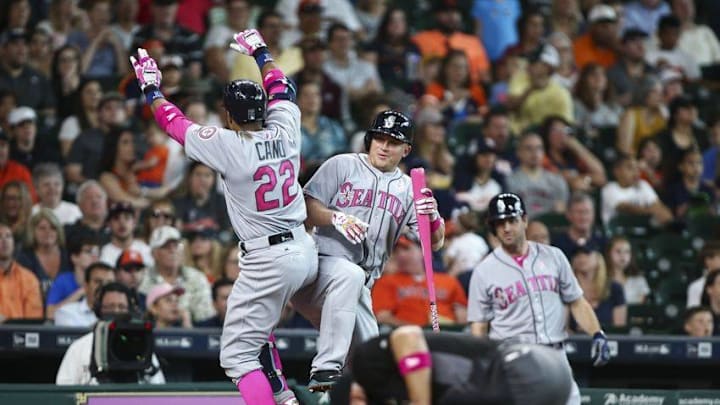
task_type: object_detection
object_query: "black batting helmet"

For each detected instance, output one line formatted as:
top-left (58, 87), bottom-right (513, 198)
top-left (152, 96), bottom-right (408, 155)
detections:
top-left (223, 79), bottom-right (267, 124)
top-left (487, 193), bottom-right (526, 231)
top-left (364, 110), bottom-right (413, 150)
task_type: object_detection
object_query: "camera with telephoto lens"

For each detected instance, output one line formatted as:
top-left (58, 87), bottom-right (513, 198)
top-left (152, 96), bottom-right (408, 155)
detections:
top-left (90, 314), bottom-right (157, 383)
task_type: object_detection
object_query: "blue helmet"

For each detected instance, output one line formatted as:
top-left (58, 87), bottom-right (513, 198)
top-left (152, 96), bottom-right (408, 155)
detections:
top-left (223, 79), bottom-right (267, 124)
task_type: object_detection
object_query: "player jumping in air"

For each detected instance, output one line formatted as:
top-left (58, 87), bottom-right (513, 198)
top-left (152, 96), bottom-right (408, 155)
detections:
top-left (289, 110), bottom-right (445, 391)
top-left (130, 29), bottom-right (316, 405)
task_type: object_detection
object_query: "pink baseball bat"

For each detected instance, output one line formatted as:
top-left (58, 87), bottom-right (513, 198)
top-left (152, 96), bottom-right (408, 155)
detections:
top-left (410, 168), bottom-right (440, 332)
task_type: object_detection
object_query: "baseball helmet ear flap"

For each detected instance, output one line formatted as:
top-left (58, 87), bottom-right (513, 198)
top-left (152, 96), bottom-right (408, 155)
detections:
top-left (486, 193), bottom-right (527, 235)
top-left (364, 110), bottom-right (414, 151)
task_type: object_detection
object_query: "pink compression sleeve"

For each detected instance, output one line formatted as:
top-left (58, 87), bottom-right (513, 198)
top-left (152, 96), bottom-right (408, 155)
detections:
top-left (154, 101), bottom-right (193, 146)
top-left (263, 69), bottom-right (290, 108)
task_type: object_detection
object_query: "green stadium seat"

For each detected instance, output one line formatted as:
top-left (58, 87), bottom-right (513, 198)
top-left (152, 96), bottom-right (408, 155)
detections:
top-left (645, 233), bottom-right (697, 271)
top-left (686, 214), bottom-right (720, 245)
top-left (447, 121), bottom-right (483, 157)
top-left (536, 212), bottom-right (570, 234)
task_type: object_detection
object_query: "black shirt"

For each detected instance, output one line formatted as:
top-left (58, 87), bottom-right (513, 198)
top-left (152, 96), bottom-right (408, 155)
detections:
top-left (132, 25), bottom-right (203, 64)
top-left (0, 65), bottom-right (55, 111)
top-left (64, 219), bottom-right (112, 246)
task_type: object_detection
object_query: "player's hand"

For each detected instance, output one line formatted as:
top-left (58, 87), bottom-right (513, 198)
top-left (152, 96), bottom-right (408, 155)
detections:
top-left (129, 48), bottom-right (161, 91)
top-left (415, 187), bottom-right (439, 221)
top-left (230, 29), bottom-right (268, 56)
top-left (591, 331), bottom-right (610, 367)
top-left (331, 212), bottom-right (369, 245)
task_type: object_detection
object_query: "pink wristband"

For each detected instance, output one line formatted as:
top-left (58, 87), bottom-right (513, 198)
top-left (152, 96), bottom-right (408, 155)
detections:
top-left (430, 217), bottom-right (444, 233)
top-left (397, 351), bottom-right (432, 376)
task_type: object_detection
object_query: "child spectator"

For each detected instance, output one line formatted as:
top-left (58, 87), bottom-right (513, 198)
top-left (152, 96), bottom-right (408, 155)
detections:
top-left (605, 236), bottom-right (650, 305)
top-left (600, 155), bottom-right (673, 226)
top-left (636, 137), bottom-right (664, 190)
top-left (134, 123), bottom-right (169, 189)
top-left (443, 207), bottom-right (489, 277)
top-left (683, 306), bottom-right (714, 337)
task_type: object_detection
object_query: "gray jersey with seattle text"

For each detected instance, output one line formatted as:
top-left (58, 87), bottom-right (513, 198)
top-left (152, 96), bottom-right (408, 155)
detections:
top-left (467, 242), bottom-right (583, 344)
top-left (304, 153), bottom-right (418, 282)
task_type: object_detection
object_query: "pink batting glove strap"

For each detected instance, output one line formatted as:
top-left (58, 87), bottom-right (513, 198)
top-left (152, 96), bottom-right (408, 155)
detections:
top-left (154, 102), bottom-right (191, 146)
top-left (430, 216), bottom-right (444, 233)
top-left (397, 351), bottom-right (432, 376)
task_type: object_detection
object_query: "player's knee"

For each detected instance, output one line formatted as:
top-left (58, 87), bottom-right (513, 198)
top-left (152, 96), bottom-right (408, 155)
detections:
top-left (390, 325), bottom-right (425, 353)
top-left (336, 265), bottom-right (366, 289)
top-left (393, 325), bottom-right (423, 341)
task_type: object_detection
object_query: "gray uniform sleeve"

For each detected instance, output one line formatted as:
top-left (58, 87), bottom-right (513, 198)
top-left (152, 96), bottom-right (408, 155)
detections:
top-left (467, 264), bottom-right (494, 322)
top-left (554, 248), bottom-right (583, 303)
top-left (265, 101), bottom-right (301, 145)
top-left (184, 124), bottom-right (231, 175)
top-left (304, 155), bottom-right (344, 205)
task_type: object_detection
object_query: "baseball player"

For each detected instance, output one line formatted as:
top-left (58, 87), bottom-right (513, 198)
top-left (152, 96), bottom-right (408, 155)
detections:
top-left (130, 29), bottom-right (317, 405)
top-left (330, 325), bottom-right (572, 405)
top-left (288, 110), bottom-right (445, 391)
top-left (467, 192), bottom-right (610, 405)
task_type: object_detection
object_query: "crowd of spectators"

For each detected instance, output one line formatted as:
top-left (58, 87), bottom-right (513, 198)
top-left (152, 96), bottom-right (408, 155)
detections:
top-left (1, 0), bottom-right (720, 344)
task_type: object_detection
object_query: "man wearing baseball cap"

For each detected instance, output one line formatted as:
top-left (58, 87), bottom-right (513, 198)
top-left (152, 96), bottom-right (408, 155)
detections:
top-left (573, 4), bottom-right (620, 69)
top-left (99, 202), bottom-right (154, 269)
top-left (607, 28), bottom-right (656, 106)
top-left (507, 44), bottom-right (573, 133)
top-left (138, 225), bottom-right (215, 323)
top-left (9, 106), bottom-right (60, 169)
top-left (0, 29), bottom-right (56, 115)
top-left (115, 249), bottom-right (148, 311)
top-left (0, 127), bottom-right (36, 200)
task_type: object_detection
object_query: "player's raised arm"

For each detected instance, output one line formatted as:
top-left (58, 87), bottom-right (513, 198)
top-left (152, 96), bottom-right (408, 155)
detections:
top-left (229, 29), bottom-right (296, 109)
top-left (130, 48), bottom-right (194, 147)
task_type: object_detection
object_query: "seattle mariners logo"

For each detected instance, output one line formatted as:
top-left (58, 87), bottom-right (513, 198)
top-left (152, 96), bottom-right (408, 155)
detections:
top-left (383, 114), bottom-right (396, 129)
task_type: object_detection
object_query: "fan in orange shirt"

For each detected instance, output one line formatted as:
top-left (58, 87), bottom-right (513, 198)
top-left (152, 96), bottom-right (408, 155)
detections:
top-left (412, 0), bottom-right (490, 84)
top-left (372, 235), bottom-right (467, 327)
top-left (573, 5), bottom-right (620, 69)
top-left (135, 123), bottom-right (169, 188)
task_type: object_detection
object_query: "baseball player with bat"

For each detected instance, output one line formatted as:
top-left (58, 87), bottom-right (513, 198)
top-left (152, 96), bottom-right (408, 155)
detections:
top-left (130, 29), bottom-right (317, 405)
top-left (289, 110), bottom-right (445, 391)
top-left (467, 192), bottom-right (610, 405)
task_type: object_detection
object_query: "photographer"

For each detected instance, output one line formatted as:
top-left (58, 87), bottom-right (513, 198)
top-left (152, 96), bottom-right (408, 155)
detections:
top-left (56, 282), bottom-right (165, 385)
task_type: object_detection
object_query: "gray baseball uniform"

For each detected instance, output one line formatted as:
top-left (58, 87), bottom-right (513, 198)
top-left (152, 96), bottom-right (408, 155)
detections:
top-left (184, 99), bottom-right (318, 380)
top-left (292, 153), bottom-right (418, 374)
top-left (467, 241), bottom-right (583, 405)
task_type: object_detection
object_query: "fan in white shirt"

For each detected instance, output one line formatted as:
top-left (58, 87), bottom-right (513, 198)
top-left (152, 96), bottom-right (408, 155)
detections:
top-left (31, 163), bottom-right (82, 226)
top-left (54, 263), bottom-right (115, 327)
top-left (99, 202), bottom-right (154, 268)
top-left (600, 155), bottom-right (673, 226)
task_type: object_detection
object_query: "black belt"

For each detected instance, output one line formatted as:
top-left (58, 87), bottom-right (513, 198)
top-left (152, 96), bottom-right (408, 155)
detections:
top-left (240, 230), bottom-right (295, 254)
top-left (543, 342), bottom-right (565, 350)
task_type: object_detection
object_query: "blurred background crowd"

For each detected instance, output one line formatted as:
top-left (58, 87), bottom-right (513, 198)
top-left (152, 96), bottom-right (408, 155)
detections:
top-left (1, 0), bottom-right (720, 340)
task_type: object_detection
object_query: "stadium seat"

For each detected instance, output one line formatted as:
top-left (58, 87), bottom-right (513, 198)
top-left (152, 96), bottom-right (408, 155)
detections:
top-left (447, 121), bottom-right (483, 157)
top-left (535, 212), bottom-right (569, 235)
top-left (686, 214), bottom-right (720, 245)
top-left (645, 233), bottom-right (696, 268)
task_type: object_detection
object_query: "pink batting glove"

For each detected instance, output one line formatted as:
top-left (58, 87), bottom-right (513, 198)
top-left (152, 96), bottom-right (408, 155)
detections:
top-left (414, 187), bottom-right (439, 220)
top-left (129, 48), bottom-right (161, 91)
top-left (229, 29), bottom-right (268, 56)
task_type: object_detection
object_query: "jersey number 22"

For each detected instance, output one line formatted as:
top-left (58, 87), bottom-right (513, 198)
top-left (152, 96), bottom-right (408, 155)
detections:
top-left (254, 159), bottom-right (298, 211)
